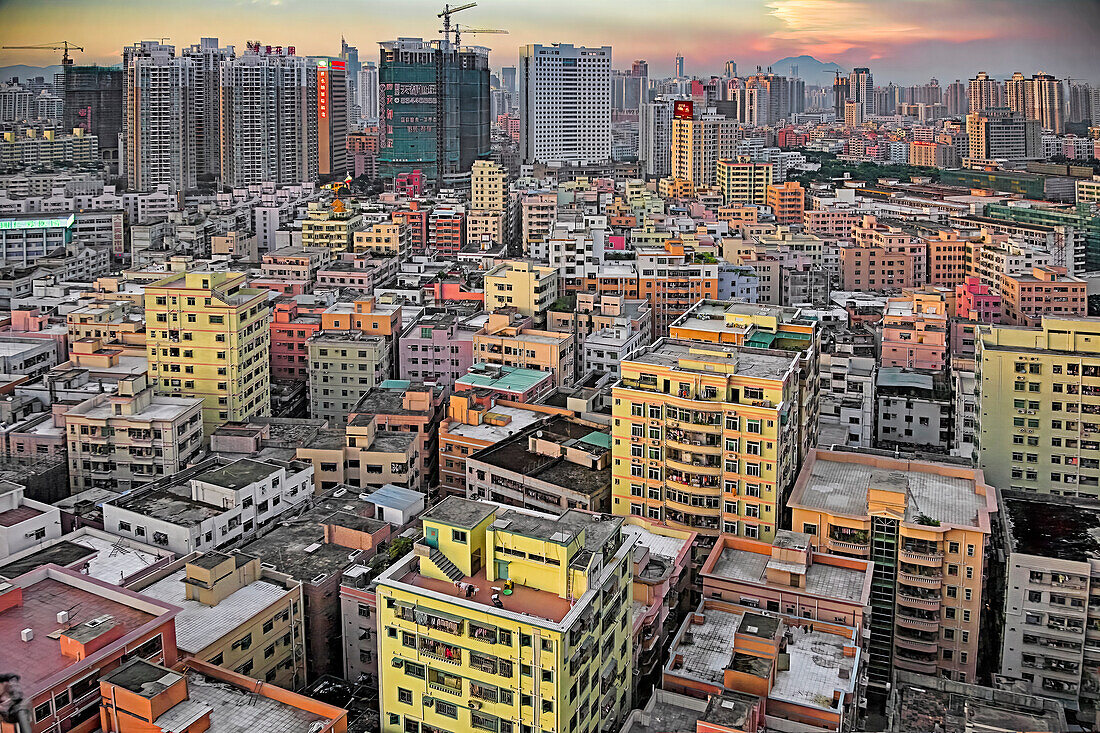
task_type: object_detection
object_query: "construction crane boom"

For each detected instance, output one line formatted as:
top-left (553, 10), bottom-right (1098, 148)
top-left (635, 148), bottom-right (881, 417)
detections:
top-left (1, 41), bottom-right (84, 66)
top-left (437, 2), bottom-right (477, 48)
top-left (451, 24), bottom-right (508, 46)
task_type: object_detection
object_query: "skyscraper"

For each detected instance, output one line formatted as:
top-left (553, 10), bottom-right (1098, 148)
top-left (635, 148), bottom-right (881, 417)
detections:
top-left (833, 76), bottom-right (850, 119)
top-left (519, 43), bottom-right (612, 165)
top-left (849, 67), bottom-right (874, 116)
top-left (314, 57), bottom-right (349, 176)
top-left (968, 71), bottom-right (1002, 112)
top-left (724, 60), bottom-right (737, 78)
top-left (965, 107), bottom-right (1041, 162)
top-left (674, 52), bottom-right (684, 78)
top-left (340, 37), bottom-right (361, 112)
top-left (1029, 72), bottom-right (1065, 133)
top-left (357, 61), bottom-right (379, 122)
top-left (182, 37), bottom-right (235, 177)
top-left (639, 96), bottom-right (675, 178)
top-left (945, 80), bottom-right (968, 116)
top-left (61, 65), bottom-right (123, 173)
top-left (670, 103), bottom-right (739, 185)
top-left (122, 41), bottom-right (197, 191)
top-left (1067, 81), bottom-right (1093, 124)
top-left (378, 37), bottom-right (490, 188)
top-left (218, 42), bottom-right (318, 187)
top-left (1005, 72), bottom-right (1030, 115)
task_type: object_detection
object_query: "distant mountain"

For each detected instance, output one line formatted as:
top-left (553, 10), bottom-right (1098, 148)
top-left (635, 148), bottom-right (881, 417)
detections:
top-left (769, 55), bottom-right (844, 79)
top-left (0, 64), bottom-right (65, 83)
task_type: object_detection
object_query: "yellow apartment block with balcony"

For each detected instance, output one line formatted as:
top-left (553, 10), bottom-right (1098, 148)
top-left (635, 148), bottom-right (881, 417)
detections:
top-left (716, 159), bottom-right (773, 206)
top-left (375, 497), bottom-right (634, 733)
top-left (611, 339), bottom-right (805, 543)
top-left (302, 200), bottom-right (364, 252)
top-left (788, 448), bottom-right (997, 690)
top-left (144, 271), bottom-right (271, 432)
top-left (353, 220), bottom-right (409, 259)
top-left (484, 261), bottom-right (560, 318)
top-left (977, 316), bottom-right (1100, 497)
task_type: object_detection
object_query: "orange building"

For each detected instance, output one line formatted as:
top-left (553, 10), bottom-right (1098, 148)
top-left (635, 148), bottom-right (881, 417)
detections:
top-left (999, 265), bottom-right (1087, 325)
top-left (765, 181), bottom-right (805, 225)
top-left (98, 658), bottom-right (347, 733)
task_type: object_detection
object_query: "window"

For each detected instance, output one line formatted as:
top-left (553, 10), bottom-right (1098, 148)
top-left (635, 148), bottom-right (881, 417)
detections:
top-left (398, 688), bottom-right (412, 705)
top-left (452, 530), bottom-right (467, 543)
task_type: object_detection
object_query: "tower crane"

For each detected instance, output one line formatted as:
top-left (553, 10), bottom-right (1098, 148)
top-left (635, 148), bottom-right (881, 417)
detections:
top-left (437, 2), bottom-right (477, 48)
top-left (1, 41), bottom-right (84, 66)
top-left (451, 24), bottom-right (508, 47)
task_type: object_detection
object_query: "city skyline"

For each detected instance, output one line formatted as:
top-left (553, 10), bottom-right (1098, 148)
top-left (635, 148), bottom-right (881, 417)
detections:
top-left (1, 0), bottom-right (1099, 83)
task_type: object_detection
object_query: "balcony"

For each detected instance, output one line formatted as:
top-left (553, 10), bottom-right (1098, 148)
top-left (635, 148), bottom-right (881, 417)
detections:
top-left (826, 538), bottom-right (870, 556)
top-left (895, 636), bottom-right (939, 655)
top-left (900, 549), bottom-right (944, 567)
top-left (899, 571), bottom-right (941, 588)
top-left (894, 649), bottom-right (938, 674)
top-left (897, 587), bottom-right (941, 611)
top-left (427, 680), bottom-right (462, 697)
top-left (666, 457), bottom-right (721, 476)
top-left (896, 615), bottom-right (939, 633)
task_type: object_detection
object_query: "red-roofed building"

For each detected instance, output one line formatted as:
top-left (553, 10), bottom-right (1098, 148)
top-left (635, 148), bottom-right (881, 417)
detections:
top-left (0, 565), bottom-right (180, 733)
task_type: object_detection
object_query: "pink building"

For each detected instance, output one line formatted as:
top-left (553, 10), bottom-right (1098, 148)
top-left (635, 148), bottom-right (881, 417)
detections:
top-left (270, 300), bottom-right (324, 381)
top-left (1000, 265), bottom-right (1087, 326)
top-left (955, 276), bottom-right (1002, 323)
top-left (1, 308), bottom-right (68, 362)
top-left (397, 310), bottom-right (478, 387)
top-left (394, 170), bottom-right (424, 197)
top-left (880, 293), bottom-right (948, 370)
top-left (840, 216), bottom-right (926, 292)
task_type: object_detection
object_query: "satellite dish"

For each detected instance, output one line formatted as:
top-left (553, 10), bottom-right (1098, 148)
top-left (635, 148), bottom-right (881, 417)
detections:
top-left (536, 430), bottom-right (543, 438)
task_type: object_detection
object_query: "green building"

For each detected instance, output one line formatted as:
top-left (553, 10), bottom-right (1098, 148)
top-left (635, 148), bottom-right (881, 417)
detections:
top-left (378, 38), bottom-right (490, 189)
top-left (983, 201), bottom-right (1100, 273)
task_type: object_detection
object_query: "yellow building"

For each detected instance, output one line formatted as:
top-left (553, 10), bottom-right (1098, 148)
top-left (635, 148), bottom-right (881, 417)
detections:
top-left (144, 270), bottom-right (271, 431)
top-left (375, 497), bottom-right (634, 733)
top-left (976, 316), bottom-right (1100, 496)
top-left (788, 448), bottom-right (997, 689)
top-left (472, 159), bottom-right (507, 213)
top-left (353, 220), bottom-right (409, 259)
top-left (483, 260), bottom-right (560, 318)
top-left (612, 338), bottom-right (808, 542)
top-left (671, 112), bottom-right (738, 186)
top-left (133, 550), bottom-right (307, 689)
top-left (467, 210), bottom-right (505, 246)
top-left (302, 200), bottom-right (364, 252)
top-left (716, 158), bottom-right (773, 205)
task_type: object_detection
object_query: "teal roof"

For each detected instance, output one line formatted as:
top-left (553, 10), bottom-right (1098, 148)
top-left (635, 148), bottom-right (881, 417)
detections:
top-left (457, 364), bottom-right (549, 393)
top-left (380, 379), bottom-right (411, 389)
top-left (745, 331), bottom-right (777, 348)
top-left (579, 432), bottom-right (612, 450)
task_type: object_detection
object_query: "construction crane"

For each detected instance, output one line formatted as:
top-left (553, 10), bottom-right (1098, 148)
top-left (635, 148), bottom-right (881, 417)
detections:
top-left (2, 40), bottom-right (84, 66)
top-left (451, 24), bottom-right (508, 47)
top-left (437, 2), bottom-right (477, 48)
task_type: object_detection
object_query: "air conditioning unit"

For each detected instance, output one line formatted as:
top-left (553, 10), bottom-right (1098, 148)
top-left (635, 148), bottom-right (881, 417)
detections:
top-left (468, 700), bottom-right (481, 709)
top-left (391, 658), bottom-right (404, 668)
top-left (424, 697), bottom-right (434, 707)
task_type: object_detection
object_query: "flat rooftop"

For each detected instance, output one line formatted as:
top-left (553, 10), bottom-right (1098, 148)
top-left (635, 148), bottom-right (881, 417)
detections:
top-left (109, 488), bottom-right (224, 527)
top-left (444, 404), bottom-right (545, 442)
top-left (0, 577), bottom-right (157, 690)
top-left (629, 339), bottom-right (796, 380)
top-left (401, 563), bottom-right (573, 624)
top-left (422, 495), bottom-right (495, 529)
top-left (193, 458), bottom-right (283, 491)
top-left (622, 522), bottom-right (688, 562)
top-left (138, 569), bottom-right (290, 654)
top-left (457, 364), bottom-right (551, 393)
top-left (709, 546), bottom-right (868, 604)
top-left (0, 504), bottom-right (43, 527)
top-left (1006, 498), bottom-right (1100, 561)
top-left (671, 604), bottom-right (855, 712)
top-left (794, 453), bottom-right (986, 528)
top-left (0, 534), bottom-right (168, 585)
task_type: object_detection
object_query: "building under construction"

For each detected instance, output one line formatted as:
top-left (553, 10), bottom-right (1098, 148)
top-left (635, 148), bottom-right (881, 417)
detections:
top-left (377, 37), bottom-right (490, 190)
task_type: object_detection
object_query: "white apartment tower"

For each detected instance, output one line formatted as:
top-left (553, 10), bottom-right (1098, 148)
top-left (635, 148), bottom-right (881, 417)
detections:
top-left (218, 43), bottom-right (319, 187)
top-left (519, 43), bottom-right (612, 164)
top-left (123, 42), bottom-right (197, 191)
top-left (182, 38), bottom-right (235, 176)
top-left (357, 62), bottom-right (379, 122)
top-left (849, 67), bottom-right (874, 117)
top-left (968, 71), bottom-right (1002, 113)
top-left (639, 97), bottom-right (676, 178)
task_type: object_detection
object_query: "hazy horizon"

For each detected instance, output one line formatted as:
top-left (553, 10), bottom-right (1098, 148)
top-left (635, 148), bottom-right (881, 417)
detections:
top-left (1, 0), bottom-right (1098, 85)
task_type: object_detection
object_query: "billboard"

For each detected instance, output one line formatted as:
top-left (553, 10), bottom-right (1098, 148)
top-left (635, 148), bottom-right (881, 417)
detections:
top-left (673, 100), bottom-right (694, 120)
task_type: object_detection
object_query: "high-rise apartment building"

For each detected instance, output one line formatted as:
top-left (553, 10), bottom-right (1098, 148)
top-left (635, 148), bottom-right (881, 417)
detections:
top-left (1029, 72), bottom-right (1065, 134)
top-left (144, 271), bottom-right (271, 431)
top-left (378, 37), bottom-right (490, 188)
top-left (674, 52), bottom-right (685, 78)
top-left (519, 44), bottom-right (612, 164)
top-left (670, 104), bottom-right (739, 186)
top-left (340, 37), bottom-right (361, 111)
top-left (182, 37), bottom-right (235, 177)
top-left (716, 159), bottom-right (773, 206)
top-left (358, 61), bottom-right (380, 121)
top-left (945, 80), bottom-right (968, 116)
top-left (1005, 71), bottom-right (1030, 116)
top-left (471, 159), bottom-right (507, 212)
top-left (375, 497), bottom-right (634, 733)
top-left (977, 317), bottom-right (1100, 497)
top-left (849, 67), bottom-right (874, 116)
top-left (833, 76), bottom-right (850, 119)
top-left (789, 449), bottom-right (997, 688)
top-left (219, 42), bottom-right (318, 187)
top-left (61, 65), bottom-right (123, 172)
top-left (639, 97), bottom-right (676, 178)
top-left (611, 338), bottom-right (812, 542)
top-left (123, 41), bottom-right (197, 191)
top-left (968, 71), bottom-right (1002, 112)
top-left (965, 107), bottom-right (1041, 162)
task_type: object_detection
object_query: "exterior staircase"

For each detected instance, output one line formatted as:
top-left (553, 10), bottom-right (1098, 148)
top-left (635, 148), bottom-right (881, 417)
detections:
top-left (430, 548), bottom-right (465, 582)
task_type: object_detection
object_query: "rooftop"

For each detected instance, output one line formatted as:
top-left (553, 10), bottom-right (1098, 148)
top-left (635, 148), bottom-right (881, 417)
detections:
top-left (108, 487), bottom-right (224, 527)
top-left (443, 403), bottom-right (545, 442)
top-left (793, 451), bottom-right (989, 528)
top-left (892, 670), bottom-right (1066, 733)
top-left (363, 484), bottom-right (424, 512)
top-left (1006, 498), bottom-right (1100, 561)
top-left (709, 545), bottom-right (869, 604)
top-left (138, 569), bottom-right (291, 654)
top-left (401, 562), bottom-right (574, 624)
top-left (0, 574), bottom-right (163, 691)
top-left (193, 459), bottom-right (284, 491)
top-left (0, 504), bottom-right (43, 527)
top-left (628, 339), bottom-right (797, 381)
top-left (670, 603), bottom-right (856, 712)
top-left (0, 533), bottom-right (168, 585)
top-left (456, 363), bottom-right (552, 394)
top-left (422, 495), bottom-right (495, 529)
